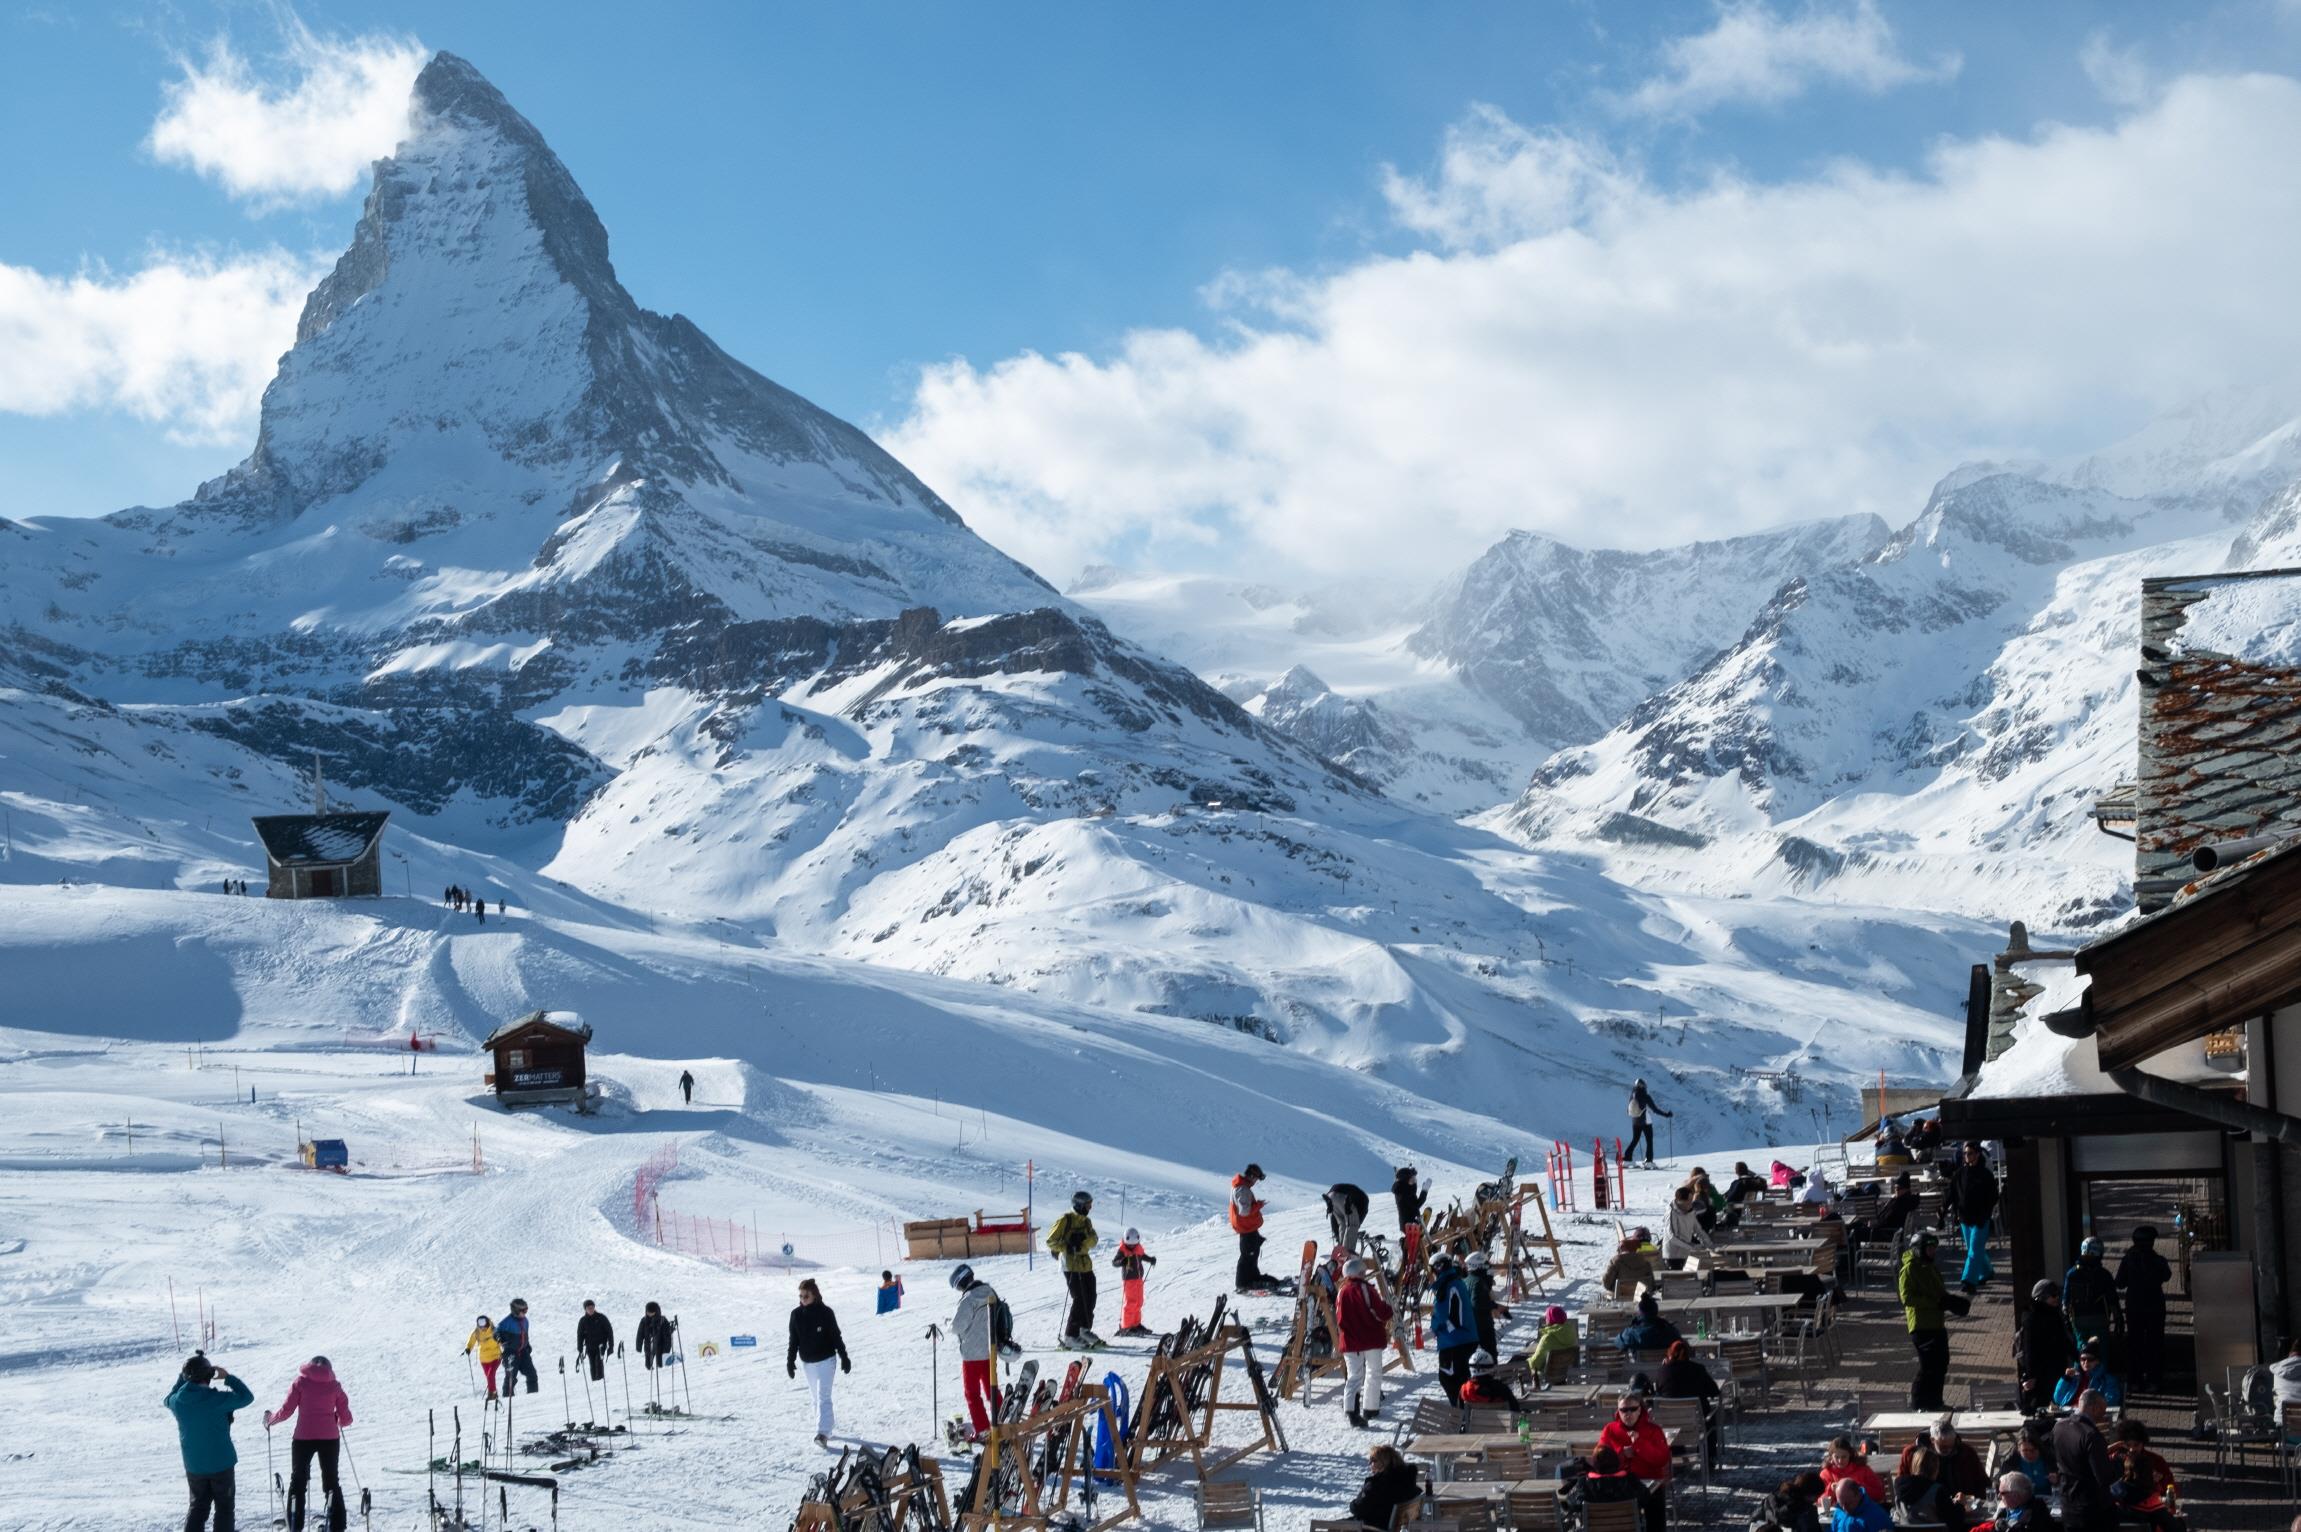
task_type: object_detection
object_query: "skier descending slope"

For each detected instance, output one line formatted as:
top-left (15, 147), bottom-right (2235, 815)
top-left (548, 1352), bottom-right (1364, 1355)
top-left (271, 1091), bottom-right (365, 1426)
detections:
top-left (1048, 1192), bottom-right (1104, 1348)
top-left (1626, 1079), bottom-right (1671, 1168)
top-left (1110, 1229), bottom-right (1159, 1337)
top-left (787, 1279), bottom-right (851, 1446)
top-left (264, 1356), bottom-right (354, 1532)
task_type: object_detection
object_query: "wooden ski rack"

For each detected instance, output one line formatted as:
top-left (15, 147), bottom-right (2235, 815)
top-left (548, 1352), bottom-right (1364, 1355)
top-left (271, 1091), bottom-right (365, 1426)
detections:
top-left (1128, 1323), bottom-right (1284, 1482)
top-left (958, 1384), bottom-right (1139, 1532)
top-left (1276, 1274), bottom-right (1414, 1403)
top-left (1505, 1184), bottom-right (1567, 1299)
top-left (792, 1452), bottom-right (952, 1532)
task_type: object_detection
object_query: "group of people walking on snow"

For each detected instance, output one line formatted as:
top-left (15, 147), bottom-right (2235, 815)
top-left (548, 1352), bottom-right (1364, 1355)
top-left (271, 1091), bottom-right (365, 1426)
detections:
top-left (441, 884), bottom-right (492, 919)
top-left (165, 1351), bottom-right (352, 1532)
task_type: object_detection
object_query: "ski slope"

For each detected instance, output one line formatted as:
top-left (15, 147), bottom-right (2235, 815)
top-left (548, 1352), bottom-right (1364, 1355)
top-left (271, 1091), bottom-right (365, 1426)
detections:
top-left (0, 881), bottom-right (1838, 1529)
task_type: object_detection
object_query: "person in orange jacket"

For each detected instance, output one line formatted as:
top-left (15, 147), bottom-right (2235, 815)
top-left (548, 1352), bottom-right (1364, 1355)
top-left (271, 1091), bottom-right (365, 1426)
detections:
top-left (1111, 1228), bottom-right (1158, 1337)
top-left (1230, 1164), bottom-right (1274, 1291)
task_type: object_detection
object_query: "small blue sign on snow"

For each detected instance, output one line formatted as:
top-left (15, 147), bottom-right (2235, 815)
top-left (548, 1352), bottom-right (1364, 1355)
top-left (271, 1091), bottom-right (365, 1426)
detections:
top-left (729, 1334), bottom-right (757, 1348)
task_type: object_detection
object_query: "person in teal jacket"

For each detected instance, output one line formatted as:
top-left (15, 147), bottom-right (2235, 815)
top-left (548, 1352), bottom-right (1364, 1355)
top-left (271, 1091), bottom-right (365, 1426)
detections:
top-left (2051, 1339), bottom-right (2126, 1409)
top-left (166, 1352), bottom-right (254, 1531)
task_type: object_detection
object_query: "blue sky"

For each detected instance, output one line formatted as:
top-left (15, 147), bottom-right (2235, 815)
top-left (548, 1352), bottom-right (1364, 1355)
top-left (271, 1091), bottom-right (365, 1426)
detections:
top-left (10, 2), bottom-right (2301, 580)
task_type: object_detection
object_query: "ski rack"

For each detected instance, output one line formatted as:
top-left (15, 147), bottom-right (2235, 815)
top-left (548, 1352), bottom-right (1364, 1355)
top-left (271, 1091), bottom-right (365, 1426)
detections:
top-left (956, 1385), bottom-right (1137, 1532)
top-left (1504, 1183), bottom-right (1568, 1300)
top-left (795, 1452), bottom-right (954, 1532)
top-left (1127, 1324), bottom-right (1283, 1483)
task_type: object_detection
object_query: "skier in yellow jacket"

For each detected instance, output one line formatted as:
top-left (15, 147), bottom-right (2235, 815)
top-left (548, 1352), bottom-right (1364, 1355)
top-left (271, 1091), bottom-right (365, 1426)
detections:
top-left (463, 1316), bottom-right (503, 1400)
top-left (1047, 1190), bottom-right (1103, 1348)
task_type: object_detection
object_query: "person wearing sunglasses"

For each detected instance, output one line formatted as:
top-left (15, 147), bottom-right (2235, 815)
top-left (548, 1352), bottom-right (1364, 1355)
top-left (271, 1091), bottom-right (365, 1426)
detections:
top-left (1596, 1390), bottom-right (1672, 1531)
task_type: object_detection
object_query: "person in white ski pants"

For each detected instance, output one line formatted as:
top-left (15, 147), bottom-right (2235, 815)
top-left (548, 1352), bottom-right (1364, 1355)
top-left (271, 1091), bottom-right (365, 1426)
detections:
top-left (787, 1279), bottom-right (850, 1443)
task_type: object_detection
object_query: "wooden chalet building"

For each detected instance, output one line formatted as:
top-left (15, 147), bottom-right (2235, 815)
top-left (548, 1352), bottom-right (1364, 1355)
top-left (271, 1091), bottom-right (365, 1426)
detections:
top-left (1946, 566), bottom-right (2301, 1383)
top-left (483, 1011), bottom-right (593, 1109)
top-left (251, 811), bottom-right (390, 899)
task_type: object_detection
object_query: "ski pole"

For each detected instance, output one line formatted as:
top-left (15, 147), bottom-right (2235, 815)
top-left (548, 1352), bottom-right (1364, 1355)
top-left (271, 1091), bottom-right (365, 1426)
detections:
top-left (466, 1347), bottom-right (478, 1398)
top-left (265, 1423), bottom-right (278, 1527)
top-left (559, 1355), bottom-right (573, 1430)
top-left (925, 1322), bottom-right (941, 1440)
top-left (453, 1406), bottom-right (466, 1526)
top-left (619, 1341), bottom-right (636, 1435)
top-left (340, 1430), bottom-right (367, 1530)
top-left (428, 1409), bottom-right (437, 1527)
top-left (674, 1314), bottom-right (695, 1415)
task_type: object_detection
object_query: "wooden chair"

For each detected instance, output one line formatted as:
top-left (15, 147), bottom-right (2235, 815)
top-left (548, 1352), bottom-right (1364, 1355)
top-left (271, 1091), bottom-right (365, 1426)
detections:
top-left (1504, 1487), bottom-right (1563, 1531)
top-left (1583, 1500), bottom-right (1642, 1532)
top-left (1449, 1459), bottom-right (1509, 1483)
top-left (1610, 1278), bottom-right (1641, 1300)
top-left (1718, 1335), bottom-right (1769, 1418)
top-left (1197, 1478), bottom-right (1264, 1531)
top-left (1538, 1348), bottom-right (1577, 1389)
top-left (1480, 1445), bottom-right (1534, 1479)
top-left (1309, 1522), bottom-right (1374, 1532)
top-left (1387, 1498), bottom-right (1424, 1531)
top-left (1431, 1499), bottom-right (1497, 1531)
top-left (1648, 1393), bottom-right (1712, 1490)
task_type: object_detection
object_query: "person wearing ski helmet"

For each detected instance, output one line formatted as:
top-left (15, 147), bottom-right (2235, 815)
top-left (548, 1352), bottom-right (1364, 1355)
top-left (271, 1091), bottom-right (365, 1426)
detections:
top-left (264, 1355), bottom-right (354, 1532)
top-left (949, 1264), bottom-right (1014, 1438)
top-left (1111, 1228), bottom-right (1159, 1337)
top-left (1334, 1255), bottom-right (1394, 1427)
top-left (787, 1278), bottom-right (850, 1446)
top-left (462, 1316), bottom-right (503, 1399)
top-left (1428, 1250), bottom-right (1479, 1403)
top-left (167, 1351), bottom-right (254, 1532)
top-left (494, 1298), bottom-right (538, 1395)
top-left (635, 1301), bottom-right (675, 1371)
top-left (1626, 1078), bottom-right (1671, 1168)
top-left (1230, 1164), bottom-right (1272, 1291)
top-left (1459, 1348), bottom-right (1523, 1411)
top-left (1047, 1190), bottom-right (1103, 1347)
top-left (2062, 1236), bottom-right (2121, 1360)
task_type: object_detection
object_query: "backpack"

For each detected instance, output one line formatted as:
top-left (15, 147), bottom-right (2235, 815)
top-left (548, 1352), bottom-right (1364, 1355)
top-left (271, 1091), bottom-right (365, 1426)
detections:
top-left (2242, 1363), bottom-right (2275, 1422)
top-left (990, 1294), bottom-right (1017, 1352)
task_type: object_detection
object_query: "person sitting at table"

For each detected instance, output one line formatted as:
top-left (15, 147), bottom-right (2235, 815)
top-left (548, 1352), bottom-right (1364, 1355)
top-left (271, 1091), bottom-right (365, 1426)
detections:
top-left (1893, 1414), bottom-right (1989, 1530)
top-left (1771, 1159), bottom-right (1800, 1189)
top-left (1990, 1472), bottom-right (2050, 1531)
top-left (1596, 1391), bottom-right (1672, 1532)
top-left (1604, 1236), bottom-right (1658, 1298)
top-left (1572, 1445), bottom-right (1646, 1512)
top-left (1664, 1185), bottom-right (1714, 1265)
top-left (1459, 1350), bottom-right (1524, 1412)
top-left (1347, 1443), bottom-right (1423, 1529)
top-left (1615, 1292), bottom-right (1683, 1355)
top-left (1751, 1470), bottom-right (1827, 1532)
top-left (2106, 1418), bottom-right (2182, 1531)
top-left (1655, 1339), bottom-right (1722, 1464)
top-left (1818, 1436), bottom-right (1889, 1510)
top-left (1725, 1162), bottom-right (1769, 1206)
top-left (1878, 1118), bottom-right (1910, 1163)
top-left (1521, 1303), bottom-right (1579, 1385)
top-left (1829, 1478), bottom-right (1892, 1532)
top-left (2052, 1337), bottom-right (2125, 1410)
top-left (2007, 1423), bottom-right (2052, 1500)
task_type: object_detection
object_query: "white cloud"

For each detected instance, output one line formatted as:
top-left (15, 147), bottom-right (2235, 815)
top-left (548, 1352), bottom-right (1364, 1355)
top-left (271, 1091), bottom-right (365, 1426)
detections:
top-left (2080, 33), bottom-right (2154, 108)
top-left (0, 251), bottom-right (322, 442)
top-left (1621, 0), bottom-right (1959, 118)
top-left (885, 76), bottom-right (2301, 586)
top-left (148, 21), bottom-right (426, 207)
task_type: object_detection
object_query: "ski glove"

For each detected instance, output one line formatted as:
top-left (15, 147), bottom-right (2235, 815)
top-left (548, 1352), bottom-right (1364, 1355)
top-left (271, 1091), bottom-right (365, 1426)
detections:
top-left (841, 1357), bottom-right (851, 1374)
top-left (787, 1363), bottom-right (797, 1378)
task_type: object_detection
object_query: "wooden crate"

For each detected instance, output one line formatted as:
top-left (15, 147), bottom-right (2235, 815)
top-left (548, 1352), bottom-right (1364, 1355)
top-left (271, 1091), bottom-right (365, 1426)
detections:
top-left (904, 1217), bottom-right (973, 1260)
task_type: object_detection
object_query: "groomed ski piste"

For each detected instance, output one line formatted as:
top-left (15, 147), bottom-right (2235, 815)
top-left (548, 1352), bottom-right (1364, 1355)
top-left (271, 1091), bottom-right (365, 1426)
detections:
top-left (1, 881), bottom-right (1838, 1530)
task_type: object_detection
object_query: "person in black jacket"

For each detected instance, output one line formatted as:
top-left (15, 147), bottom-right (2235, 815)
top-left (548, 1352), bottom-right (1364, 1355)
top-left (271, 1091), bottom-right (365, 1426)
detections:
top-left (2051, 1391), bottom-right (2117, 1532)
top-left (1724, 1162), bottom-right (1769, 1206)
top-left (2015, 1281), bottom-right (2076, 1413)
top-left (575, 1300), bottom-right (613, 1382)
top-left (1390, 1167), bottom-right (1426, 1262)
top-left (1348, 1444), bottom-right (1422, 1528)
top-left (1465, 1251), bottom-right (1510, 1357)
top-left (788, 1278), bottom-right (850, 1446)
top-left (2116, 1226), bottom-right (2174, 1390)
top-left (1627, 1079), bottom-right (1671, 1167)
top-left (635, 1302), bottom-right (675, 1370)
top-left (1656, 1338), bottom-right (1723, 1463)
top-left (1325, 1182), bottom-right (1371, 1251)
top-left (1751, 1470), bottom-right (1826, 1532)
top-left (1948, 1143), bottom-right (2000, 1294)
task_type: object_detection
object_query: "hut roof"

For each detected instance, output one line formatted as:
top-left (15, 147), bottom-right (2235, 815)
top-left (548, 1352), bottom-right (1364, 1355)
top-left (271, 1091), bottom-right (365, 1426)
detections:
top-left (482, 1009), bottom-right (593, 1049)
top-left (251, 811), bottom-right (390, 866)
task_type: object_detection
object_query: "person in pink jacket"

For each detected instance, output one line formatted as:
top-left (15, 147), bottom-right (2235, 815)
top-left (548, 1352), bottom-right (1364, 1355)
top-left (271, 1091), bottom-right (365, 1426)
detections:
top-left (265, 1356), bottom-right (354, 1532)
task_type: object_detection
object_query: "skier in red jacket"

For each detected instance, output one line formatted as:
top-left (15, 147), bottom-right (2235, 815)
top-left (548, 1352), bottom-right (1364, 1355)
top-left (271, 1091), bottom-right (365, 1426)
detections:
top-left (1335, 1256), bottom-right (1395, 1428)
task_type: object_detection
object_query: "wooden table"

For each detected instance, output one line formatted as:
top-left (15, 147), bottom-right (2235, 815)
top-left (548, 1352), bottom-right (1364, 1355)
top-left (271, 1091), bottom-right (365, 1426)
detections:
top-left (1862, 1409), bottom-right (2026, 1436)
top-left (1589, 1291), bottom-right (1805, 1327)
